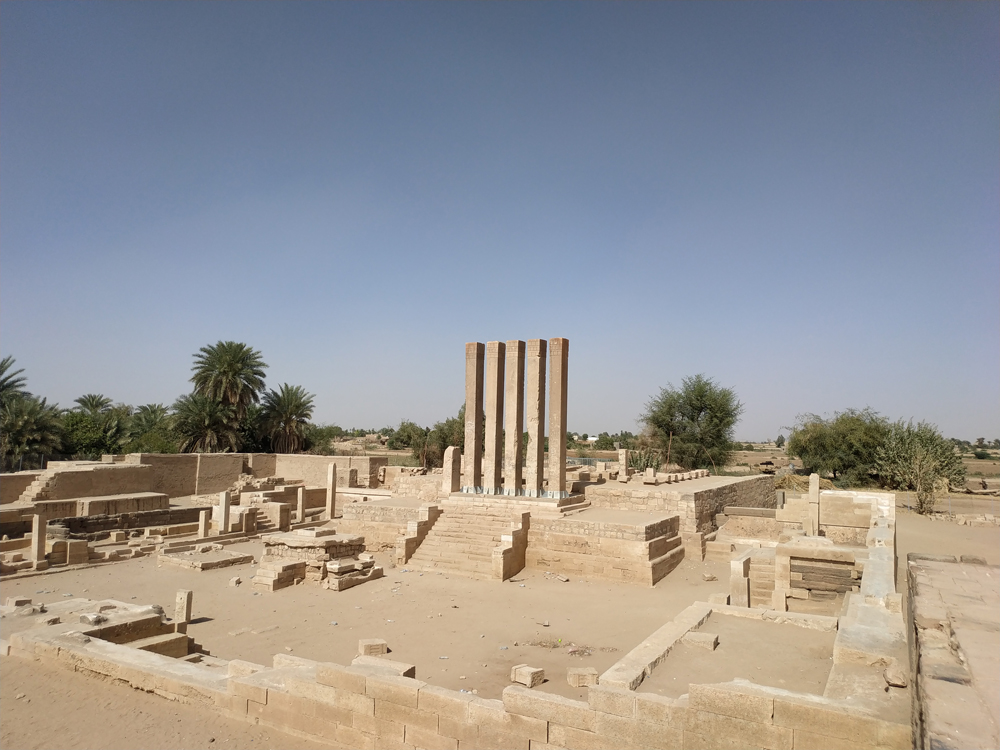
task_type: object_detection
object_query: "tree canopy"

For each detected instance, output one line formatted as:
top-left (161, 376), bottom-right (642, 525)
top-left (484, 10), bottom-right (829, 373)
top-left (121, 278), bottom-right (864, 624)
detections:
top-left (786, 409), bottom-right (889, 485)
top-left (641, 375), bottom-right (743, 470)
top-left (261, 384), bottom-right (315, 454)
top-left (191, 341), bottom-right (268, 422)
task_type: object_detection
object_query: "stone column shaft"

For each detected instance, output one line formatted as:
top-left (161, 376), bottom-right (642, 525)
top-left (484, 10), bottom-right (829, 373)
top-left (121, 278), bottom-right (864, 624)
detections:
top-left (326, 463), bottom-right (338, 520)
top-left (524, 339), bottom-right (547, 497)
top-left (443, 446), bottom-right (461, 494)
top-left (31, 514), bottom-right (47, 569)
top-left (197, 509), bottom-right (210, 538)
top-left (547, 338), bottom-right (569, 498)
top-left (483, 341), bottom-right (506, 494)
top-left (503, 340), bottom-right (526, 496)
top-left (463, 342), bottom-right (485, 492)
top-left (296, 486), bottom-right (305, 523)
top-left (218, 491), bottom-right (231, 533)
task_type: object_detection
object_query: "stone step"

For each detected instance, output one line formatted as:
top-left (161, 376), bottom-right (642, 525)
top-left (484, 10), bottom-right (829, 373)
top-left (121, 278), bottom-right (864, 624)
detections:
top-left (407, 559), bottom-right (494, 579)
top-left (409, 548), bottom-right (495, 564)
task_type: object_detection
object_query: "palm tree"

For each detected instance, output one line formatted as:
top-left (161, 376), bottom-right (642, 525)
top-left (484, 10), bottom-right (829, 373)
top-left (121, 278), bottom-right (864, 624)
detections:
top-left (74, 393), bottom-right (113, 414)
top-left (1, 395), bottom-right (63, 470)
top-left (172, 394), bottom-right (238, 453)
top-left (261, 384), bottom-right (315, 453)
top-left (0, 356), bottom-right (28, 408)
top-left (131, 403), bottom-right (170, 437)
top-left (191, 341), bottom-right (267, 422)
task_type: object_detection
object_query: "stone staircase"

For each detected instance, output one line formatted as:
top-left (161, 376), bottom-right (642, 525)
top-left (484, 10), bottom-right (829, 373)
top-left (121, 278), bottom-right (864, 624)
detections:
top-left (406, 504), bottom-right (523, 580)
top-left (17, 466), bottom-right (61, 505)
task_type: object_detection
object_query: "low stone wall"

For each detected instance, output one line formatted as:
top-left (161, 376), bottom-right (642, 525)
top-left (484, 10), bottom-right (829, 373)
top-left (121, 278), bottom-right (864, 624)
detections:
top-left (44, 507), bottom-right (205, 541)
top-left (45, 465), bottom-right (155, 501)
top-left (336, 503), bottom-right (424, 551)
top-left (526, 515), bottom-right (683, 586)
top-left (584, 475), bottom-right (775, 535)
top-left (5, 609), bottom-right (911, 750)
top-left (274, 455), bottom-right (388, 489)
top-left (392, 474), bottom-right (443, 502)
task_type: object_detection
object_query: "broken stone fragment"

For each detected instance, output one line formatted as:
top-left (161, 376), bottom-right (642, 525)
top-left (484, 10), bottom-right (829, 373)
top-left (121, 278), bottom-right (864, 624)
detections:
top-left (883, 663), bottom-right (908, 688)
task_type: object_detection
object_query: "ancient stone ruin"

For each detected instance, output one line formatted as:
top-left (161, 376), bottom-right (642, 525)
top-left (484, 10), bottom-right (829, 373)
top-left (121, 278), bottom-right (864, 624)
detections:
top-left (1, 337), bottom-right (996, 749)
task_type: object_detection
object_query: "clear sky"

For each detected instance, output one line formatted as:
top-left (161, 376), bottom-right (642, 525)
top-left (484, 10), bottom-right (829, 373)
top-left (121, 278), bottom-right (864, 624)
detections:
top-left (2, 2), bottom-right (998, 441)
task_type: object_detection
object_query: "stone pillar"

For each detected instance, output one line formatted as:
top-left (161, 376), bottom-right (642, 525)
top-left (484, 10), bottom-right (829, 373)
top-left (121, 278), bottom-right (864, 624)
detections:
top-left (175, 589), bottom-right (193, 624)
top-left (524, 339), bottom-right (547, 497)
top-left (807, 473), bottom-right (820, 536)
top-left (326, 463), bottom-right (338, 520)
top-left (503, 340), bottom-right (526, 496)
top-left (296, 486), bottom-right (305, 524)
top-left (482, 341), bottom-right (506, 494)
top-left (443, 446), bottom-right (461, 495)
top-left (31, 514), bottom-right (48, 571)
top-left (547, 337), bottom-right (569, 498)
top-left (730, 549), bottom-right (752, 607)
top-left (218, 491), bottom-right (231, 533)
top-left (463, 342), bottom-right (485, 492)
top-left (198, 509), bottom-right (210, 538)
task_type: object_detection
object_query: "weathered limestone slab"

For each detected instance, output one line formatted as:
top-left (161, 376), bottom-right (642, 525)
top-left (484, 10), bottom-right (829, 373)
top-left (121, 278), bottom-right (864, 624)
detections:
top-left (325, 463), bottom-right (337, 520)
top-left (524, 339), bottom-right (546, 498)
top-left (547, 337), bottom-right (569, 499)
top-left (503, 340), bottom-right (525, 496)
top-left (462, 342), bottom-right (485, 493)
top-left (174, 590), bottom-right (193, 624)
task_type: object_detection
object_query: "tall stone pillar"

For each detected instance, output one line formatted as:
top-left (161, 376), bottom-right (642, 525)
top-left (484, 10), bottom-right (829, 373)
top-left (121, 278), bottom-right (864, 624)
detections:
top-left (482, 341), bottom-right (506, 494)
top-left (197, 509), bottom-right (210, 538)
top-left (547, 337), bottom-right (569, 498)
top-left (443, 446), bottom-right (461, 494)
top-left (463, 342), bottom-right (485, 492)
top-left (217, 491), bottom-right (231, 533)
top-left (524, 339), bottom-right (547, 497)
top-left (296, 486), bottom-right (305, 523)
top-left (503, 340), bottom-right (526, 496)
top-left (326, 463), bottom-right (338, 520)
top-left (175, 589), bottom-right (193, 624)
top-left (31, 514), bottom-right (48, 571)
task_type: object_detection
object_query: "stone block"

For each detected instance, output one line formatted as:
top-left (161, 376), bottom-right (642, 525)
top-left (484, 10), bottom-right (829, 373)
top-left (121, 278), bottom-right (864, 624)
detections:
top-left (353, 654), bottom-right (416, 678)
top-left (316, 663), bottom-right (370, 694)
top-left (689, 683), bottom-right (774, 723)
top-left (376, 699), bottom-right (439, 732)
top-left (502, 685), bottom-right (595, 731)
top-left (594, 712), bottom-right (684, 750)
top-left (567, 667), bottom-right (599, 688)
top-left (682, 631), bottom-right (719, 650)
top-left (510, 664), bottom-right (545, 687)
top-left (418, 685), bottom-right (476, 723)
top-left (772, 697), bottom-right (878, 745)
top-left (468, 697), bottom-right (548, 742)
top-left (402, 725), bottom-right (456, 750)
top-left (687, 709), bottom-right (792, 750)
top-left (359, 638), bottom-right (389, 656)
top-left (587, 684), bottom-right (633, 716)
top-left (366, 673), bottom-right (425, 708)
top-left (351, 712), bottom-right (404, 742)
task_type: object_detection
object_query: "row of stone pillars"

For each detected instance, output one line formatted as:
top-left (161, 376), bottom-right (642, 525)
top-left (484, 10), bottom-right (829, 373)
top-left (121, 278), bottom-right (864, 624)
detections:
top-left (462, 338), bottom-right (569, 499)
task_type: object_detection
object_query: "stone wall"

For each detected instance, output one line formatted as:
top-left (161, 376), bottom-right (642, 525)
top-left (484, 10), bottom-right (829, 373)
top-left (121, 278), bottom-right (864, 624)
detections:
top-left (336, 503), bottom-right (424, 551)
top-left (274, 455), bottom-right (388, 489)
top-left (45, 465), bottom-right (155, 501)
top-left (393, 474), bottom-right (443, 502)
top-left (1, 471), bottom-right (39, 505)
top-left (0, 506), bottom-right (206, 540)
top-left (526, 515), bottom-right (683, 586)
top-left (585, 474), bottom-right (775, 534)
top-left (6, 623), bottom-right (911, 750)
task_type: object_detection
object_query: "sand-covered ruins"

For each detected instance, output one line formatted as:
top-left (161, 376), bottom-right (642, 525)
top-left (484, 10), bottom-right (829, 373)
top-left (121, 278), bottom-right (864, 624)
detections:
top-left (2, 339), bottom-right (998, 750)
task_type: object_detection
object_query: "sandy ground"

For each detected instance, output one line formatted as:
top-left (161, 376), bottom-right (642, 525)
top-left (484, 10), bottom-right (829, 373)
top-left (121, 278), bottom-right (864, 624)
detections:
top-left (638, 613), bottom-right (837, 698)
top-left (2, 511), bottom-right (998, 750)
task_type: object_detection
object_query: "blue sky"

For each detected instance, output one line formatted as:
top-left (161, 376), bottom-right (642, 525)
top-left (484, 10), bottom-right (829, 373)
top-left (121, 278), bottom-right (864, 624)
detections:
top-left (2, 2), bottom-right (998, 441)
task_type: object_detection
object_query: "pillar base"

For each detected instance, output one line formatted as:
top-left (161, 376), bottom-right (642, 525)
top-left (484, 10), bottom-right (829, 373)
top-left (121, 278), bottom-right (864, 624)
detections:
top-left (546, 491), bottom-right (571, 500)
top-left (461, 486), bottom-right (484, 494)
